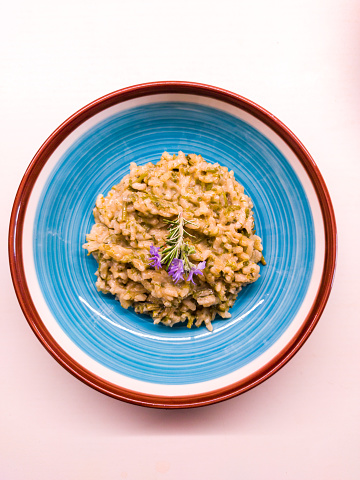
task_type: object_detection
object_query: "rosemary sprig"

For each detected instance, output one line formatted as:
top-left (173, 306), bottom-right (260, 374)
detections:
top-left (161, 213), bottom-right (197, 270)
top-left (148, 212), bottom-right (206, 284)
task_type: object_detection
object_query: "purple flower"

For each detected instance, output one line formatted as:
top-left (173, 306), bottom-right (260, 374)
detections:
top-left (149, 245), bottom-right (162, 270)
top-left (187, 260), bottom-right (206, 284)
top-left (168, 258), bottom-right (185, 283)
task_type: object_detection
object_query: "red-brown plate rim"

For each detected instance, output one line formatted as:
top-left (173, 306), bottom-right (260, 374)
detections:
top-left (8, 81), bottom-right (337, 408)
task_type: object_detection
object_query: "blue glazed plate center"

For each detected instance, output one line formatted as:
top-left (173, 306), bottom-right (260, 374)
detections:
top-left (33, 102), bottom-right (315, 385)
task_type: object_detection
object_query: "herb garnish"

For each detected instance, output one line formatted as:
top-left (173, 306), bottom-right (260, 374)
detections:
top-left (148, 213), bottom-right (206, 284)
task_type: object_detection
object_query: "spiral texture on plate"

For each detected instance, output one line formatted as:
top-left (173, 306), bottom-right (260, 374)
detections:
top-left (33, 102), bottom-right (315, 385)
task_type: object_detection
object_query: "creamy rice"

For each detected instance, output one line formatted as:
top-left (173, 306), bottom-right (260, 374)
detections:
top-left (83, 151), bottom-right (264, 331)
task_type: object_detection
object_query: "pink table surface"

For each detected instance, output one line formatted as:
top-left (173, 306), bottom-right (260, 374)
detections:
top-left (1, 1), bottom-right (359, 478)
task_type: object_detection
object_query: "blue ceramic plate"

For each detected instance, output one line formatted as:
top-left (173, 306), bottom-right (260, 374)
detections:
top-left (9, 82), bottom-right (336, 407)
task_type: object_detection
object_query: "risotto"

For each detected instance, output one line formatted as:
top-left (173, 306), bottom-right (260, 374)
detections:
top-left (83, 151), bottom-right (265, 331)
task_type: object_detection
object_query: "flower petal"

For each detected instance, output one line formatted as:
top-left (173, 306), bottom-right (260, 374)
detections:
top-left (149, 244), bottom-right (162, 270)
top-left (168, 258), bottom-right (184, 283)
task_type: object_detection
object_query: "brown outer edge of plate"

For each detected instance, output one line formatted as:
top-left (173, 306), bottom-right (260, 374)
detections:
top-left (8, 81), bottom-right (337, 409)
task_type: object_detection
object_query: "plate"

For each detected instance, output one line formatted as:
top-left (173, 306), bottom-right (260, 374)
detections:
top-left (9, 82), bottom-right (336, 408)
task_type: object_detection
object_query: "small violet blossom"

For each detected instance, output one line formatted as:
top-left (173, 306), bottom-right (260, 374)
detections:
top-left (187, 260), bottom-right (206, 284)
top-left (149, 245), bottom-right (162, 270)
top-left (167, 258), bottom-right (185, 284)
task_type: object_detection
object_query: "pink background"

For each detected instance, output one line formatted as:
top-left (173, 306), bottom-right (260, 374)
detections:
top-left (1, 0), bottom-right (359, 478)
